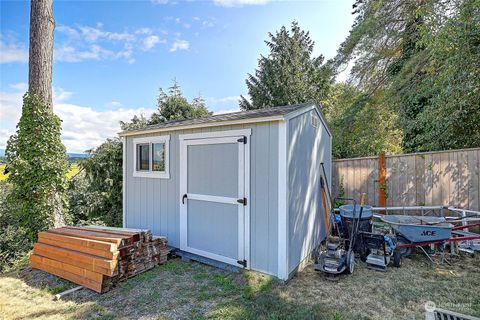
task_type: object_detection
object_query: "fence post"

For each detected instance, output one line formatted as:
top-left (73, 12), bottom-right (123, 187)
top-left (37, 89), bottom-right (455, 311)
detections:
top-left (379, 151), bottom-right (387, 213)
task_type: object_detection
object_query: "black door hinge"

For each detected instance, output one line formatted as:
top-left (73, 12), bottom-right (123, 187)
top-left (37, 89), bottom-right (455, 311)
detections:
top-left (237, 198), bottom-right (247, 206)
top-left (237, 136), bottom-right (247, 144)
top-left (237, 259), bottom-right (247, 268)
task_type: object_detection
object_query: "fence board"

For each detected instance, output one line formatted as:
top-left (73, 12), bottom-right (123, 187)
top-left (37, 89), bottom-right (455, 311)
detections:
top-left (332, 148), bottom-right (480, 211)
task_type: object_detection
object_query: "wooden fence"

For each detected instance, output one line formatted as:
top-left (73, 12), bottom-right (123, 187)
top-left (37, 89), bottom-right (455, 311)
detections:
top-left (332, 147), bottom-right (480, 211)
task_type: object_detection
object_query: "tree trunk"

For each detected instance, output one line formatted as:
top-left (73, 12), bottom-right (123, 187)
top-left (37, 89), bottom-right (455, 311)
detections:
top-left (29, 0), bottom-right (55, 108)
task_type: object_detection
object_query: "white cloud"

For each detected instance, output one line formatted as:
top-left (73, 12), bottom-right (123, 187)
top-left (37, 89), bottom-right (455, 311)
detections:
top-left (55, 44), bottom-right (115, 62)
top-left (205, 96), bottom-right (241, 113)
top-left (56, 25), bottom-right (80, 38)
top-left (213, 0), bottom-right (270, 7)
top-left (214, 108), bottom-right (240, 115)
top-left (9, 83), bottom-right (28, 91)
top-left (0, 87), bottom-right (156, 152)
top-left (78, 26), bottom-right (136, 43)
top-left (0, 40), bottom-right (28, 63)
top-left (135, 27), bottom-right (153, 35)
top-left (53, 88), bottom-right (74, 103)
top-left (106, 101), bottom-right (123, 109)
top-left (142, 35), bottom-right (162, 51)
top-left (169, 39), bottom-right (189, 52)
top-left (202, 19), bottom-right (216, 28)
top-left (56, 103), bottom-right (155, 152)
top-left (150, 0), bottom-right (175, 4)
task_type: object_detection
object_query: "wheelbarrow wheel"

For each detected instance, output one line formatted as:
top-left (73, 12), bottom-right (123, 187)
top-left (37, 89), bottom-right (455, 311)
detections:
top-left (396, 235), bottom-right (412, 257)
top-left (393, 250), bottom-right (402, 267)
top-left (346, 251), bottom-right (355, 274)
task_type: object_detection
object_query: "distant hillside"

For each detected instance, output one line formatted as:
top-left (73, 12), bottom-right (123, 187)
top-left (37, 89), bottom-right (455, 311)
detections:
top-left (0, 149), bottom-right (88, 159)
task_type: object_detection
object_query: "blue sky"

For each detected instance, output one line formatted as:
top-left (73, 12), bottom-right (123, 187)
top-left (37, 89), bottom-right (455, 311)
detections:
top-left (0, 0), bottom-right (354, 152)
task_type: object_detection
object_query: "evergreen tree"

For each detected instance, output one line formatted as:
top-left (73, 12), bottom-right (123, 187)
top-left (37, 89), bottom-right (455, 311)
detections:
top-left (239, 21), bottom-right (332, 110)
top-left (121, 80), bottom-right (212, 130)
top-left (151, 80), bottom-right (212, 123)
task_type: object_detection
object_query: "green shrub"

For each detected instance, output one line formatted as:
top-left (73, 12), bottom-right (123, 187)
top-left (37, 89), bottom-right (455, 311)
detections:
top-left (69, 138), bottom-right (123, 226)
top-left (0, 181), bottom-right (32, 272)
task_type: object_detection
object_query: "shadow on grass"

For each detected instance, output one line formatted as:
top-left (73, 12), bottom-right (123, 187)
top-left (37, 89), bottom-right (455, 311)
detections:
top-left (6, 258), bottom-right (347, 320)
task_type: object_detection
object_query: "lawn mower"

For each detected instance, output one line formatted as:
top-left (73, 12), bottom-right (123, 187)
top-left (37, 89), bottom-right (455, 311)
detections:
top-left (315, 193), bottom-right (368, 275)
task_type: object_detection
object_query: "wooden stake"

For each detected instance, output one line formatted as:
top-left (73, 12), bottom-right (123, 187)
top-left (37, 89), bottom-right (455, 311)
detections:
top-left (379, 151), bottom-right (387, 214)
top-left (320, 177), bottom-right (330, 235)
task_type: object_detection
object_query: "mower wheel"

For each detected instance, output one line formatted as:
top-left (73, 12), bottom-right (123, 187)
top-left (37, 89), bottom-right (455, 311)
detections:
top-left (393, 251), bottom-right (402, 267)
top-left (346, 251), bottom-right (355, 274)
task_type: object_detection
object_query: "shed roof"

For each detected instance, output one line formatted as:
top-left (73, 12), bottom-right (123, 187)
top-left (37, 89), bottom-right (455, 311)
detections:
top-left (119, 102), bottom-right (328, 137)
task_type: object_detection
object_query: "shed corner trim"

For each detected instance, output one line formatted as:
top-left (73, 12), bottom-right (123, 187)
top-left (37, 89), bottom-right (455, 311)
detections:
top-left (277, 120), bottom-right (289, 280)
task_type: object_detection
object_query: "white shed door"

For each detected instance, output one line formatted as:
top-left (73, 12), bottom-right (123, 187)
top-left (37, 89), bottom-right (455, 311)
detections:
top-left (179, 132), bottom-right (249, 268)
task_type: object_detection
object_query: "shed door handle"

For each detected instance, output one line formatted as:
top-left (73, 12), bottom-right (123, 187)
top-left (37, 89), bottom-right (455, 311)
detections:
top-left (182, 194), bottom-right (188, 204)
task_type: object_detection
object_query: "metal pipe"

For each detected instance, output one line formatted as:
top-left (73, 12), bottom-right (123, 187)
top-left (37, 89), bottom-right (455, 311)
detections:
top-left (334, 205), bottom-right (445, 213)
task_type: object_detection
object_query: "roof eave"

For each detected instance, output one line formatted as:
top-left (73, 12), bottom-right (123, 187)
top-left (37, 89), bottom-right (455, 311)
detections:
top-left (118, 114), bottom-right (286, 137)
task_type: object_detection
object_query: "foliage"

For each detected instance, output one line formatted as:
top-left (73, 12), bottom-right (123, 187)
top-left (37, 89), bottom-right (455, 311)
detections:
top-left (69, 138), bottom-right (123, 227)
top-left (0, 181), bottom-right (32, 272)
top-left (152, 80), bottom-right (212, 122)
top-left (239, 21), bottom-right (332, 110)
top-left (334, 176), bottom-right (346, 208)
top-left (323, 83), bottom-right (402, 158)
top-left (5, 93), bottom-right (70, 241)
top-left (121, 80), bottom-right (212, 130)
top-left (120, 114), bottom-right (150, 131)
top-left (333, 0), bottom-right (480, 153)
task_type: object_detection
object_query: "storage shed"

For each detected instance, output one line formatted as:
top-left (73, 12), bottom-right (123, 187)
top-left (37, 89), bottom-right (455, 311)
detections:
top-left (119, 103), bottom-right (332, 280)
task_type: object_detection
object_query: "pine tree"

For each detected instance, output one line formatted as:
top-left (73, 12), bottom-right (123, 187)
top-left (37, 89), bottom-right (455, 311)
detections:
top-left (239, 21), bottom-right (332, 110)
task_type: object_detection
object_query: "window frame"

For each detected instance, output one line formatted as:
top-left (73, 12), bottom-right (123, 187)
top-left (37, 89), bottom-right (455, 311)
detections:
top-left (132, 135), bottom-right (170, 179)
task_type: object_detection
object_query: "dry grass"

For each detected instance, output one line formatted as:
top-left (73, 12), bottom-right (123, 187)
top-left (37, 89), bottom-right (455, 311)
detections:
top-left (0, 252), bottom-right (479, 320)
top-left (0, 164), bottom-right (79, 181)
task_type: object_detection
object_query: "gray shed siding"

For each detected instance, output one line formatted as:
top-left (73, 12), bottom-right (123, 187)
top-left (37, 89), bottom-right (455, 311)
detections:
top-left (287, 109), bottom-right (331, 273)
top-left (124, 122), bottom-right (279, 275)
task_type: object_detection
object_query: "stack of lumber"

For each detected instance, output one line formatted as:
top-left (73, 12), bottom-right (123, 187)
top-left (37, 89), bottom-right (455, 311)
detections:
top-left (30, 226), bottom-right (168, 293)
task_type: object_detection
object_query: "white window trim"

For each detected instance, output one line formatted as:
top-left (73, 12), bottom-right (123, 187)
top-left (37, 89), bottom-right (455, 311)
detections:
top-left (132, 135), bottom-right (170, 179)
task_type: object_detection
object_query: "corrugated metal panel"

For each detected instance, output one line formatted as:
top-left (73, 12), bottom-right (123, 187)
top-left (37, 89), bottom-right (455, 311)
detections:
top-left (124, 122), bottom-right (279, 275)
top-left (287, 110), bottom-right (331, 273)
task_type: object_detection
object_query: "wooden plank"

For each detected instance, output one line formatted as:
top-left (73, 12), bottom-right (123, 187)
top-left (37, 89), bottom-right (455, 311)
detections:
top-left (30, 254), bottom-right (104, 283)
top-left (415, 155), bottom-right (426, 206)
top-left (70, 225), bottom-right (144, 235)
top-left (440, 152), bottom-right (450, 206)
top-left (458, 151), bottom-right (469, 208)
top-left (468, 149), bottom-right (479, 211)
top-left (424, 153), bottom-right (434, 206)
top-left (38, 235), bottom-right (119, 260)
top-left (33, 243), bottom-right (116, 275)
top-left (64, 226), bottom-right (140, 242)
top-left (405, 155), bottom-right (416, 206)
top-left (48, 228), bottom-right (124, 245)
top-left (385, 156), bottom-right (395, 206)
top-left (40, 232), bottom-right (117, 252)
top-left (398, 156), bottom-right (407, 205)
top-left (431, 153), bottom-right (442, 205)
top-left (30, 258), bottom-right (103, 293)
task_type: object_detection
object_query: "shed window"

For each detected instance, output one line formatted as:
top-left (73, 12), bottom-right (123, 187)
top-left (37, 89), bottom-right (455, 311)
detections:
top-left (133, 135), bottom-right (170, 179)
top-left (152, 143), bottom-right (165, 171)
top-left (137, 144), bottom-right (150, 171)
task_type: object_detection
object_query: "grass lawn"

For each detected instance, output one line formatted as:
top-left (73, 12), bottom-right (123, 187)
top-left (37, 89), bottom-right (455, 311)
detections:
top-left (0, 164), bottom-right (80, 181)
top-left (0, 252), bottom-right (479, 320)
